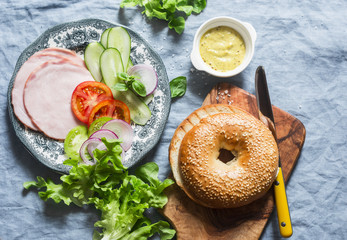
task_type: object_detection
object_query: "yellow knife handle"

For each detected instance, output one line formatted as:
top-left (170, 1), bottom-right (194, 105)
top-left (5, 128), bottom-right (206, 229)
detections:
top-left (274, 167), bottom-right (293, 238)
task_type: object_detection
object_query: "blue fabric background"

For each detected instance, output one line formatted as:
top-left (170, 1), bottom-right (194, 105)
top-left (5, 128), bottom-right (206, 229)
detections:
top-left (1, 1), bottom-right (346, 239)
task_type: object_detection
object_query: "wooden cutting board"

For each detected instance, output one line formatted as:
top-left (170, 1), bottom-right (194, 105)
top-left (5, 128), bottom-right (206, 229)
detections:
top-left (161, 82), bottom-right (306, 240)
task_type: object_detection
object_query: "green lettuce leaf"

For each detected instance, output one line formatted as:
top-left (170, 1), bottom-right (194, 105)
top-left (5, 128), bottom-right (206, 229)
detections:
top-left (176, 0), bottom-right (194, 16)
top-left (119, 220), bottom-right (176, 240)
top-left (24, 176), bottom-right (75, 205)
top-left (120, 0), bottom-right (143, 7)
top-left (162, 0), bottom-right (176, 13)
top-left (24, 138), bottom-right (175, 240)
top-left (190, 0), bottom-right (206, 13)
top-left (168, 16), bottom-right (185, 34)
top-left (120, 0), bottom-right (207, 34)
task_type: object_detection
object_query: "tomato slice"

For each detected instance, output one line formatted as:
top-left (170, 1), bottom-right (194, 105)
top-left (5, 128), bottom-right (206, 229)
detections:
top-left (88, 99), bottom-right (131, 125)
top-left (71, 81), bottom-right (113, 124)
top-left (111, 100), bottom-right (131, 124)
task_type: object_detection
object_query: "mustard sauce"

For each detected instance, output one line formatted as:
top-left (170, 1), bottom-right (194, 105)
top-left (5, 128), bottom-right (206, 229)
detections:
top-left (199, 26), bottom-right (246, 72)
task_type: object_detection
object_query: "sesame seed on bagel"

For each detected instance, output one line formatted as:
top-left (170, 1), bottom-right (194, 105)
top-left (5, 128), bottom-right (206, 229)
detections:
top-left (169, 104), bottom-right (278, 208)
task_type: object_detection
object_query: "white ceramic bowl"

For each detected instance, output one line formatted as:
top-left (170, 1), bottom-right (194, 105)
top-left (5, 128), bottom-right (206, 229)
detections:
top-left (190, 16), bottom-right (257, 78)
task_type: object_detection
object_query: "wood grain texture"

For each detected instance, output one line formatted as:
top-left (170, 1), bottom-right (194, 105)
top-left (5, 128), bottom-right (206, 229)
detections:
top-left (162, 83), bottom-right (306, 240)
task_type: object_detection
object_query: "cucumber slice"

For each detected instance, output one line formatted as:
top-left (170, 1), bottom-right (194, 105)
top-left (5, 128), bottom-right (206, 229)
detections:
top-left (84, 42), bottom-right (105, 82)
top-left (100, 28), bottom-right (111, 48)
top-left (100, 48), bottom-right (124, 94)
top-left (99, 48), bottom-right (150, 125)
top-left (107, 27), bottom-right (131, 70)
top-left (115, 91), bottom-right (152, 125)
top-left (142, 94), bottom-right (154, 105)
top-left (64, 125), bottom-right (88, 161)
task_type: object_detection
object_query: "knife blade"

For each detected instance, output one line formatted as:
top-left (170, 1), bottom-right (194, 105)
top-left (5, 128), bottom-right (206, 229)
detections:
top-left (255, 66), bottom-right (293, 238)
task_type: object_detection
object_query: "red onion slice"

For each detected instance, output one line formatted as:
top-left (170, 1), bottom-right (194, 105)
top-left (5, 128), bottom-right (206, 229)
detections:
top-left (79, 138), bottom-right (102, 165)
top-left (88, 142), bottom-right (107, 158)
top-left (102, 119), bottom-right (134, 151)
top-left (89, 129), bottom-right (119, 140)
top-left (127, 64), bottom-right (158, 96)
top-left (88, 129), bottom-right (119, 157)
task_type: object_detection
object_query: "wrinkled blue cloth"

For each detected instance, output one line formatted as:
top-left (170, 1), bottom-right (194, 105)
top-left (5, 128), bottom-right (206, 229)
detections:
top-left (1, 1), bottom-right (346, 239)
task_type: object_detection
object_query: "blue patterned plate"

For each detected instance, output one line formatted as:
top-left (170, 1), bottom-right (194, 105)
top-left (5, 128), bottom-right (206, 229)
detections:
top-left (7, 19), bottom-right (171, 174)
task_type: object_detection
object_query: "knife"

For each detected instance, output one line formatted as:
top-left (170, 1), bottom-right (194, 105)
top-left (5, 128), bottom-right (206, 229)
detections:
top-left (255, 66), bottom-right (293, 238)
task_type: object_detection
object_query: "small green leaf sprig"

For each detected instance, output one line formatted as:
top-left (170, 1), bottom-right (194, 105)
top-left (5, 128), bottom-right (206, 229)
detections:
top-left (114, 72), bottom-right (147, 97)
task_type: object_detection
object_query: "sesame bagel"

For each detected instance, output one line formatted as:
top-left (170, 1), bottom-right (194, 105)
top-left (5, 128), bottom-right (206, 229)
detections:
top-left (169, 104), bottom-right (279, 208)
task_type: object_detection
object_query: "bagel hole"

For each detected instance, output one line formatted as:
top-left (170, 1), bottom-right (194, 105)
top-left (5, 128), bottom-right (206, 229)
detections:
top-left (217, 148), bottom-right (237, 165)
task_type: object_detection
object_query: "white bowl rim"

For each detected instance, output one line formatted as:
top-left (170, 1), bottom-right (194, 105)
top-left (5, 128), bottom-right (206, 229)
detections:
top-left (191, 16), bottom-right (257, 78)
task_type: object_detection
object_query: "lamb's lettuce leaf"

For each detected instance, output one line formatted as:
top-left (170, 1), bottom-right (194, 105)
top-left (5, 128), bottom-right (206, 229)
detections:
top-left (120, 0), bottom-right (207, 34)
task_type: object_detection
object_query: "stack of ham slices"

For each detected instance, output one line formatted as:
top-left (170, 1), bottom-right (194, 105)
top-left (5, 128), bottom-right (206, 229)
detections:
top-left (12, 48), bottom-right (95, 140)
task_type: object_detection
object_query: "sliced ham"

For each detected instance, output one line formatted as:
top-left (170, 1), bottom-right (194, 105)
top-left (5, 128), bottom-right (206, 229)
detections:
top-left (12, 48), bottom-right (86, 131)
top-left (23, 59), bottom-right (94, 140)
top-left (40, 48), bottom-right (85, 67)
top-left (12, 53), bottom-right (68, 130)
